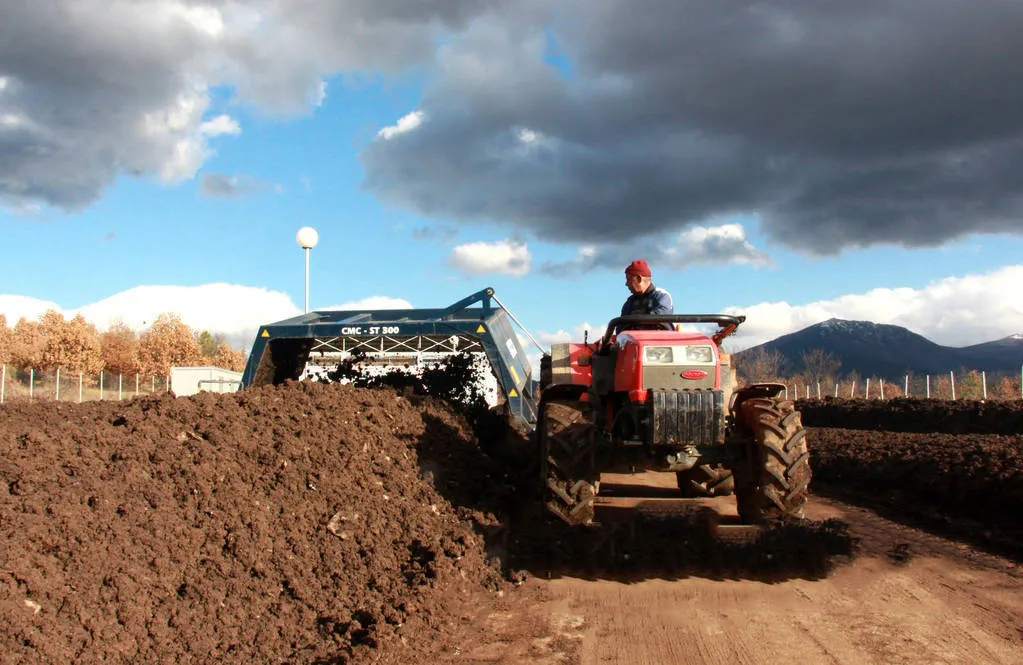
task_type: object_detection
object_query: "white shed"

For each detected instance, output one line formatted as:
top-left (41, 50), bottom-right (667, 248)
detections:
top-left (170, 366), bottom-right (243, 397)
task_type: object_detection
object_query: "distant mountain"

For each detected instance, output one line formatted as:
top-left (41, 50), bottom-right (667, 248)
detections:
top-left (735, 319), bottom-right (1023, 379)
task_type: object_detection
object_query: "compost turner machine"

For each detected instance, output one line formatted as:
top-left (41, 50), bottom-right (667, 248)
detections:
top-left (241, 288), bottom-right (542, 431)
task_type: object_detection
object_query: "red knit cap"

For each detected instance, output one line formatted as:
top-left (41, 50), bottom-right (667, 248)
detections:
top-left (624, 259), bottom-right (652, 277)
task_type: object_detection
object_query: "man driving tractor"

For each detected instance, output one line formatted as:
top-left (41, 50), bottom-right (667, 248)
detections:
top-left (617, 259), bottom-right (674, 333)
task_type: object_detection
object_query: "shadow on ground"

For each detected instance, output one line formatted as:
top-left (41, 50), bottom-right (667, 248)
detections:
top-left (417, 413), bottom-right (858, 584)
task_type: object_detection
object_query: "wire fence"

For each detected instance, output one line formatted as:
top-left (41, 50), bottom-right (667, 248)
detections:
top-left (0, 365), bottom-right (171, 404)
top-left (778, 369), bottom-right (1023, 401)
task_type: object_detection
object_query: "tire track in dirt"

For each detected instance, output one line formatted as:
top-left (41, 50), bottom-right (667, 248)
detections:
top-left (446, 492), bottom-right (1023, 665)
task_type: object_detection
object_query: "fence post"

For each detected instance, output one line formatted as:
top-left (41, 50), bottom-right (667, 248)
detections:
top-left (817, 382), bottom-right (821, 399)
top-left (950, 371), bottom-right (956, 400)
top-left (866, 378), bottom-right (870, 399)
top-left (904, 375), bottom-right (909, 397)
top-left (1, 364), bottom-right (5, 404)
top-left (30, 368), bottom-right (34, 403)
top-left (794, 384), bottom-right (799, 399)
top-left (79, 373), bottom-right (83, 403)
top-left (56, 368), bottom-right (61, 401)
top-left (834, 383), bottom-right (838, 398)
top-left (982, 371), bottom-right (987, 400)
top-left (136, 373), bottom-right (139, 396)
top-left (926, 375), bottom-right (930, 398)
top-left (850, 381), bottom-right (856, 398)
top-left (880, 378), bottom-right (885, 400)
top-left (100, 371), bottom-right (104, 400)
top-left (151, 375), bottom-right (156, 393)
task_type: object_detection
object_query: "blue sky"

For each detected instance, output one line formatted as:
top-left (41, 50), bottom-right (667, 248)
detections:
top-left (3, 1), bottom-right (1023, 355)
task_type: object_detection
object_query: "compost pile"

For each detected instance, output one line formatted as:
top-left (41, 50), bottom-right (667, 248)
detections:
top-left (0, 382), bottom-right (506, 665)
top-left (803, 398), bottom-right (1023, 558)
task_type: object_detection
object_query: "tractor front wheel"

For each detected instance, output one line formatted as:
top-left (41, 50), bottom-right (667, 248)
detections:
top-left (540, 399), bottom-right (599, 526)
top-left (734, 397), bottom-right (811, 524)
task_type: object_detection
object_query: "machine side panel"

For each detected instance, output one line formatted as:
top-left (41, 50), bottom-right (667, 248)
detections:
top-left (476, 310), bottom-right (537, 428)
top-left (548, 343), bottom-right (593, 387)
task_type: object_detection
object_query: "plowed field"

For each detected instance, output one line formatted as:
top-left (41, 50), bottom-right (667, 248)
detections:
top-left (3, 386), bottom-right (1022, 664)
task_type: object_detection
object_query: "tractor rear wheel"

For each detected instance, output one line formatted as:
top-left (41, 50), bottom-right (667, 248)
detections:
top-left (734, 397), bottom-right (811, 524)
top-left (540, 399), bottom-right (599, 526)
top-left (676, 464), bottom-right (734, 498)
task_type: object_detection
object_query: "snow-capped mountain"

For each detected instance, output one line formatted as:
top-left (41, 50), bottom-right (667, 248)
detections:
top-left (736, 318), bottom-right (1023, 379)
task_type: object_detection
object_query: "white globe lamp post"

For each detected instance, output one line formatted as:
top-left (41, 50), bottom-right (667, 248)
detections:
top-left (296, 226), bottom-right (319, 313)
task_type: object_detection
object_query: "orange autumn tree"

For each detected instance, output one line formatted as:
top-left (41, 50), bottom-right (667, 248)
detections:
top-left (9, 317), bottom-right (44, 370)
top-left (38, 310), bottom-right (104, 374)
top-left (100, 320), bottom-right (141, 376)
top-left (138, 313), bottom-right (202, 376)
top-left (213, 343), bottom-right (247, 372)
top-left (0, 314), bottom-right (11, 365)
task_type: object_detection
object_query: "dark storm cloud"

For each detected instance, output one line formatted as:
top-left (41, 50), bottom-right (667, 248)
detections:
top-left (0, 0), bottom-right (526, 210)
top-left (362, 0), bottom-right (1023, 254)
top-left (411, 225), bottom-right (459, 243)
top-left (199, 173), bottom-right (264, 198)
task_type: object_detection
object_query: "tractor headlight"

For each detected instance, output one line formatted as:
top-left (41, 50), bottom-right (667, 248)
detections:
top-left (644, 346), bottom-right (674, 364)
top-left (685, 346), bottom-right (714, 363)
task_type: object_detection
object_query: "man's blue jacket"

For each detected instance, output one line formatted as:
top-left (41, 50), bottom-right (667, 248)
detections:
top-left (616, 284), bottom-right (674, 333)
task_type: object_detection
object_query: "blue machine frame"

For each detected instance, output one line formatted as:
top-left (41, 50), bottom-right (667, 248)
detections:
top-left (241, 287), bottom-right (539, 430)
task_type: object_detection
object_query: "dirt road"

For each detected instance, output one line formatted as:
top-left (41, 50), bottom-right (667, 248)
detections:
top-left (447, 479), bottom-right (1023, 665)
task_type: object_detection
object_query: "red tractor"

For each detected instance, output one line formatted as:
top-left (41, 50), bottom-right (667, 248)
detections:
top-left (538, 314), bottom-right (810, 526)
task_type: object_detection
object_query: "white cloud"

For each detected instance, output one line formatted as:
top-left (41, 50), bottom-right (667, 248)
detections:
top-left (535, 322), bottom-right (607, 348)
top-left (666, 223), bottom-right (771, 268)
top-left (518, 128), bottom-right (542, 144)
top-left (0, 295), bottom-right (62, 323)
top-left (378, 111), bottom-right (425, 139)
top-left (448, 238), bottom-right (532, 277)
top-left (199, 114), bottom-right (241, 137)
top-left (0, 284), bottom-right (301, 349)
top-left (728, 265), bottom-right (1023, 350)
top-left (322, 296), bottom-right (413, 310)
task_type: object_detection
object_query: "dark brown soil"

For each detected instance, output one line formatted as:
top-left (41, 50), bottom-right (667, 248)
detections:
top-left (809, 427), bottom-right (1023, 558)
top-left (0, 382), bottom-right (506, 665)
top-left (797, 397), bottom-right (1023, 434)
top-left (20, 378), bottom-right (1021, 662)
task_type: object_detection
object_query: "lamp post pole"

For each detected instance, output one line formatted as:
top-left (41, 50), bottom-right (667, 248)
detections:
top-left (296, 227), bottom-right (319, 314)
top-left (304, 247), bottom-right (311, 313)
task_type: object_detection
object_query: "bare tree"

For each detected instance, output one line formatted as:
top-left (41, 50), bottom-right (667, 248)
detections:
top-left (800, 348), bottom-right (842, 385)
top-left (737, 347), bottom-right (785, 383)
top-left (991, 376), bottom-right (1020, 401)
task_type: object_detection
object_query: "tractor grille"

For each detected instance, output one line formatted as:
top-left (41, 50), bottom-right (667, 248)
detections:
top-left (650, 389), bottom-right (725, 446)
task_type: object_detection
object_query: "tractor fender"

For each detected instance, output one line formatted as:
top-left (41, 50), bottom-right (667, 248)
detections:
top-left (729, 383), bottom-right (787, 425)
